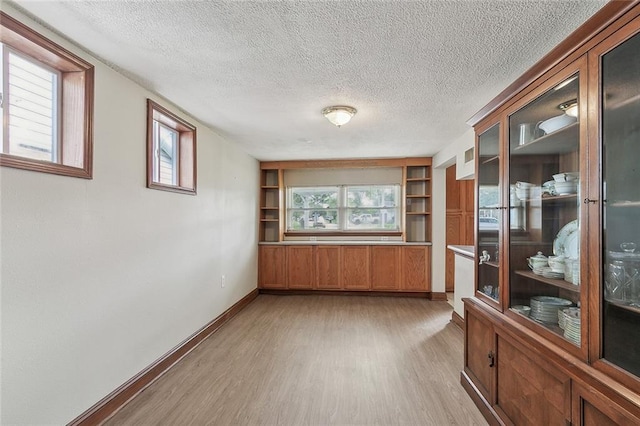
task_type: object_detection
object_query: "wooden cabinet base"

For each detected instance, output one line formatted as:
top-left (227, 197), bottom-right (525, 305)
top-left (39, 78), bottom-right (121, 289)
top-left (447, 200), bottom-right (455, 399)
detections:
top-left (259, 289), bottom-right (434, 298)
top-left (258, 244), bottom-right (432, 293)
top-left (463, 298), bottom-right (640, 426)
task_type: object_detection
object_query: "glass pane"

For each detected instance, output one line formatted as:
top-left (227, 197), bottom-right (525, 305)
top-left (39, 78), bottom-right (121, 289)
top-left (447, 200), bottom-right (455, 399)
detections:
top-left (155, 123), bottom-right (178, 185)
top-left (5, 48), bottom-right (58, 162)
top-left (508, 73), bottom-right (581, 345)
top-left (346, 185), bottom-right (400, 231)
top-left (287, 187), bottom-right (339, 230)
top-left (289, 209), bottom-right (339, 230)
top-left (601, 32), bottom-right (640, 377)
top-left (477, 123), bottom-right (501, 301)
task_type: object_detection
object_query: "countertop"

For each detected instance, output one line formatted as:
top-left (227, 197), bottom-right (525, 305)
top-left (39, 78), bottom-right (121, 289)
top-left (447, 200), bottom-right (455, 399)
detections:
top-left (260, 241), bottom-right (432, 246)
top-left (447, 244), bottom-right (475, 258)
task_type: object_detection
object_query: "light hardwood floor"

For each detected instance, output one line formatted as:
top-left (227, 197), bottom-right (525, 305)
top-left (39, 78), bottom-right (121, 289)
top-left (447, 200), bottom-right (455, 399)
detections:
top-left (105, 295), bottom-right (487, 425)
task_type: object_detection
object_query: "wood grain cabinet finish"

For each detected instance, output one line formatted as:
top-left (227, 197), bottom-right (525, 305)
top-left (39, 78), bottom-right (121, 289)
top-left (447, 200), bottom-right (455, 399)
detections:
top-left (496, 334), bottom-right (570, 426)
top-left (464, 308), bottom-right (494, 401)
top-left (341, 246), bottom-right (371, 290)
top-left (316, 245), bottom-right (341, 290)
top-left (401, 246), bottom-right (431, 291)
top-left (370, 246), bottom-right (401, 290)
top-left (572, 382), bottom-right (640, 426)
top-left (258, 246), bottom-right (286, 288)
top-left (259, 244), bottom-right (431, 293)
top-left (286, 246), bottom-right (315, 289)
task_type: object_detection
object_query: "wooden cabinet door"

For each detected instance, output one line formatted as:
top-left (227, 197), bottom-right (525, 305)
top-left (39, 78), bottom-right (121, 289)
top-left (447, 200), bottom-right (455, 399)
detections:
top-left (287, 246), bottom-right (315, 289)
top-left (341, 246), bottom-right (370, 290)
top-left (464, 307), bottom-right (494, 401)
top-left (401, 246), bottom-right (430, 291)
top-left (572, 381), bottom-right (640, 426)
top-left (258, 246), bottom-right (286, 288)
top-left (370, 246), bottom-right (401, 290)
top-left (496, 333), bottom-right (570, 426)
top-left (316, 245), bottom-right (341, 289)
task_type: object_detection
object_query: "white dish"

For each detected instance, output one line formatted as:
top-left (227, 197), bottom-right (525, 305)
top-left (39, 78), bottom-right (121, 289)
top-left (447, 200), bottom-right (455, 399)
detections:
top-left (553, 172), bottom-right (579, 182)
top-left (563, 230), bottom-right (579, 259)
top-left (539, 114), bottom-right (577, 134)
top-left (554, 220), bottom-right (579, 257)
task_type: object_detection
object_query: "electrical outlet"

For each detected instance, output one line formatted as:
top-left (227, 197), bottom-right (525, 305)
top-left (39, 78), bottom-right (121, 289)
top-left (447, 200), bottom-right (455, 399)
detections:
top-left (221, 275), bottom-right (226, 288)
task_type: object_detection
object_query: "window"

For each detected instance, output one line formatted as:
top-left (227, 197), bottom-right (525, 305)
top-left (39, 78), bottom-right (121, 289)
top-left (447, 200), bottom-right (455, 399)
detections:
top-left (146, 99), bottom-right (196, 194)
top-left (0, 12), bottom-right (94, 178)
top-left (287, 185), bottom-right (400, 232)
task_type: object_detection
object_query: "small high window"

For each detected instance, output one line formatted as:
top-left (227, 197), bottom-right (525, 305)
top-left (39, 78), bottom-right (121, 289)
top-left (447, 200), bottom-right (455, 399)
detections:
top-left (0, 12), bottom-right (94, 178)
top-left (146, 99), bottom-right (196, 194)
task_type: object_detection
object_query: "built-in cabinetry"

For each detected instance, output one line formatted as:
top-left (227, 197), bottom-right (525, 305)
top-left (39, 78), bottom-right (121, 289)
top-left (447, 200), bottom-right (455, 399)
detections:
top-left (258, 244), bottom-right (431, 293)
top-left (404, 160), bottom-right (432, 242)
top-left (259, 168), bottom-right (283, 242)
top-left (258, 158), bottom-right (432, 295)
top-left (464, 3), bottom-right (640, 424)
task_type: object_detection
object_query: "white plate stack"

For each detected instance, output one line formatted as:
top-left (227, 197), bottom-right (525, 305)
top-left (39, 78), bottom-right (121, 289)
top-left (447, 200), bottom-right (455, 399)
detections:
top-left (530, 296), bottom-right (573, 324)
top-left (562, 307), bottom-right (581, 345)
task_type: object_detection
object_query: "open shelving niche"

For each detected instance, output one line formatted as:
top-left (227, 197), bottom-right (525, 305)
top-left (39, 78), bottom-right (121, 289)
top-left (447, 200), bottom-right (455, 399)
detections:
top-left (404, 164), bottom-right (432, 242)
top-left (260, 169), bottom-right (283, 242)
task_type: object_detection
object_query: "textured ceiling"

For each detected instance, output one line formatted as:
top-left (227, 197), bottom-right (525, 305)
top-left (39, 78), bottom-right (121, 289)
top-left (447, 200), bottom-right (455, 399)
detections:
top-left (8, 0), bottom-right (607, 161)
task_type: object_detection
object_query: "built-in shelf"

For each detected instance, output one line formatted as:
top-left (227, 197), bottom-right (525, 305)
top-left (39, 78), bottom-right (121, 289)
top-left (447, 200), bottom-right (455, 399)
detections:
top-left (606, 300), bottom-right (640, 315)
top-left (542, 194), bottom-right (578, 202)
top-left (607, 200), bottom-right (640, 207)
top-left (261, 206), bottom-right (279, 210)
top-left (406, 212), bottom-right (431, 216)
top-left (260, 219), bottom-right (279, 222)
top-left (513, 122), bottom-right (578, 156)
top-left (406, 177), bottom-right (431, 182)
top-left (406, 195), bottom-right (431, 198)
top-left (261, 185), bottom-right (279, 189)
top-left (482, 261), bottom-right (499, 268)
top-left (515, 270), bottom-right (580, 293)
top-left (482, 155), bottom-right (499, 165)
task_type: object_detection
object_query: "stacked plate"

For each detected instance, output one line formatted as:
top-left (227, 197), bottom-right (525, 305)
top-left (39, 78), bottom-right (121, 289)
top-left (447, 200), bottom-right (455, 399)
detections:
top-left (542, 267), bottom-right (564, 279)
top-left (558, 307), bottom-right (580, 330)
top-left (562, 307), bottom-right (581, 345)
top-left (530, 296), bottom-right (573, 324)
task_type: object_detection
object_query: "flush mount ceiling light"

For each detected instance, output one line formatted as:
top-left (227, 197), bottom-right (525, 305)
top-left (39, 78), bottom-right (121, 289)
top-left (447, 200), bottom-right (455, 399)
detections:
top-left (322, 105), bottom-right (357, 127)
top-left (559, 99), bottom-right (579, 118)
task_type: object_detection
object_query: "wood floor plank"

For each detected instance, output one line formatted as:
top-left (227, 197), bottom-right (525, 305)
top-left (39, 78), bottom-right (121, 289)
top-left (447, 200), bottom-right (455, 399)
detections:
top-left (105, 295), bottom-right (487, 425)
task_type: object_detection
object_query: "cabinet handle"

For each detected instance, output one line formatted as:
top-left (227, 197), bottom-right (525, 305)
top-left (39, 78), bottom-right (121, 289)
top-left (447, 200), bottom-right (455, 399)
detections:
top-left (583, 198), bottom-right (598, 204)
top-left (488, 351), bottom-right (495, 367)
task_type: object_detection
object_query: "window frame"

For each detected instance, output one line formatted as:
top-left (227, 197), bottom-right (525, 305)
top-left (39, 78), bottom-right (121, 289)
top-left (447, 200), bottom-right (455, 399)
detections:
top-left (146, 99), bottom-right (197, 195)
top-left (0, 11), bottom-right (94, 178)
top-left (286, 184), bottom-right (401, 234)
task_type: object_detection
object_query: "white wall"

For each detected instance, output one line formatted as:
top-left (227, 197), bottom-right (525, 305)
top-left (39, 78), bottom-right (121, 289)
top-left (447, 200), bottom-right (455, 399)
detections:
top-left (0, 6), bottom-right (259, 425)
top-left (431, 128), bottom-right (475, 294)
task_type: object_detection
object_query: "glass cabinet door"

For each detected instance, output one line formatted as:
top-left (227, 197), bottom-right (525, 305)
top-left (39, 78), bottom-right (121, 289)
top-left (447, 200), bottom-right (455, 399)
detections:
top-left (601, 30), bottom-right (640, 378)
top-left (476, 123), bottom-right (501, 305)
top-left (507, 71), bottom-right (582, 346)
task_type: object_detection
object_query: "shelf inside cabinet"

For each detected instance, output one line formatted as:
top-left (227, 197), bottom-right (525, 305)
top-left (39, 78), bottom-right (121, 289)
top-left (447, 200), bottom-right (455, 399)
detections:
top-left (606, 300), bottom-right (640, 315)
top-left (260, 219), bottom-right (279, 222)
top-left (515, 270), bottom-right (580, 293)
top-left (261, 207), bottom-right (279, 210)
top-left (607, 200), bottom-right (640, 207)
top-left (406, 177), bottom-right (431, 182)
top-left (406, 212), bottom-right (430, 215)
top-left (512, 122), bottom-right (578, 155)
top-left (261, 185), bottom-right (279, 189)
top-left (542, 194), bottom-right (578, 202)
top-left (481, 261), bottom-right (499, 268)
top-left (406, 195), bottom-right (431, 199)
top-left (481, 155), bottom-right (499, 165)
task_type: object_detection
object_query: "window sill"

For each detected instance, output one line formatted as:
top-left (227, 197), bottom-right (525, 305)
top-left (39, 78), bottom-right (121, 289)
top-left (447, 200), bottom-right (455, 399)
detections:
top-left (0, 154), bottom-right (92, 179)
top-left (148, 182), bottom-right (196, 195)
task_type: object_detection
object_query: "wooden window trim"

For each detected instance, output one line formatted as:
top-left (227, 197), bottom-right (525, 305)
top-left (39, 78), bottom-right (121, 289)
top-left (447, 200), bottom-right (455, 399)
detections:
top-left (0, 11), bottom-right (94, 179)
top-left (146, 99), bottom-right (197, 195)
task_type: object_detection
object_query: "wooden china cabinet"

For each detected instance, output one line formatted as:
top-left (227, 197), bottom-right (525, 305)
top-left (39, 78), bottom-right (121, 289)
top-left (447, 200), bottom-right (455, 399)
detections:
top-left (463, 2), bottom-right (640, 425)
